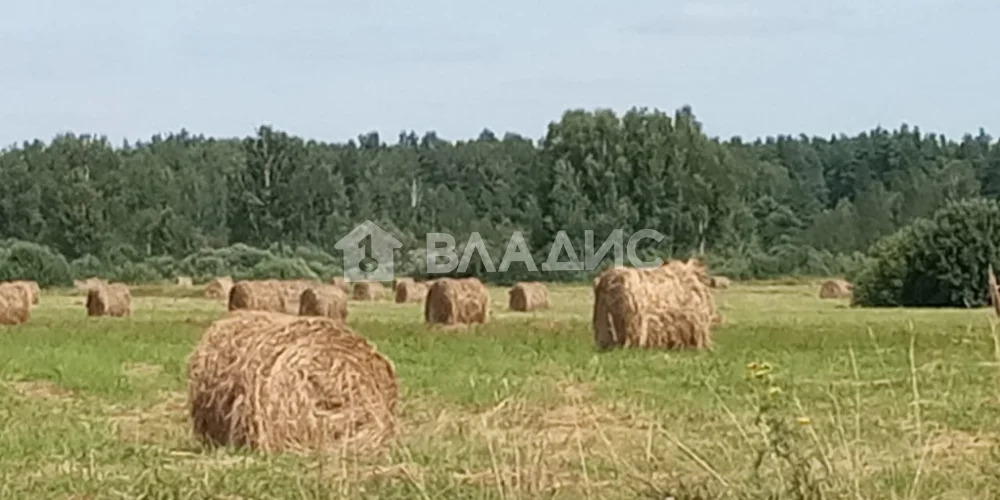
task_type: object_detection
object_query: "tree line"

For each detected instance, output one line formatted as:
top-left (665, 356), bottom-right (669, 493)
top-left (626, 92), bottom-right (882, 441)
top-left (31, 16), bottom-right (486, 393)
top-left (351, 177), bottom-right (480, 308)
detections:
top-left (2, 105), bottom-right (998, 284)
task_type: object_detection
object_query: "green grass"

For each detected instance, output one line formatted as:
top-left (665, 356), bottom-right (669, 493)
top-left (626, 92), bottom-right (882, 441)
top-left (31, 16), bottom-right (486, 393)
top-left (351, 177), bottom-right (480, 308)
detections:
top-left (2, 282), bottom-right (1000, 498)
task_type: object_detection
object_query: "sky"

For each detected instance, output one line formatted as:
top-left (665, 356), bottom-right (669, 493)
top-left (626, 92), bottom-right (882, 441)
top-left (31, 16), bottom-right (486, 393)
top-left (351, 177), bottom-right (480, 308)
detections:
top-left (3, 0), bottom-right (998, 147)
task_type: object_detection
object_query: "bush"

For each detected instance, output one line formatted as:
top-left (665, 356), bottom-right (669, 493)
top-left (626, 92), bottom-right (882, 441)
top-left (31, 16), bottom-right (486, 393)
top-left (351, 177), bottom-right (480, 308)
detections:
top-left (177, 245), bottom-right (276, 281)
top-left (70, 254), bottom-right (106, 280)
top-left (0, 240), bottom-right (73, 287)
top-left (218, 244), bottom-right (275, 271)
top-left (104, 243), bottom-right (142, 266)
top-left (243, 257), bottom-right (320, 281)
top-left (111, 262), bottom-right (164, 284)
top-left (853, 199), bottom-right (1000, 307)
top-left (144, 255), bottom-right (179, 278)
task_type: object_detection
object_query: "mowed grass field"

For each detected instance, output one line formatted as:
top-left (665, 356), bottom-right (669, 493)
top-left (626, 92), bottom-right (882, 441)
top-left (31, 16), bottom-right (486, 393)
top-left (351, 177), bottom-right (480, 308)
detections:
top-left (2, 282), bottom-right (1000, 499)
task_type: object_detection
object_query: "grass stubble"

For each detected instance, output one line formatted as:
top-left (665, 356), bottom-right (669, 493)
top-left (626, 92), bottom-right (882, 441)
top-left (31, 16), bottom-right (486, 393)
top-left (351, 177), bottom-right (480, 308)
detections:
top-left (0, 282), bottom-right (998, 498)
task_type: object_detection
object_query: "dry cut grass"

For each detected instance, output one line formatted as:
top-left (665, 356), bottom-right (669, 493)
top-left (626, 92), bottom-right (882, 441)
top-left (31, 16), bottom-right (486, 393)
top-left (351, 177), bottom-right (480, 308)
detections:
top-left (0, 281), bottom-right (999, 498)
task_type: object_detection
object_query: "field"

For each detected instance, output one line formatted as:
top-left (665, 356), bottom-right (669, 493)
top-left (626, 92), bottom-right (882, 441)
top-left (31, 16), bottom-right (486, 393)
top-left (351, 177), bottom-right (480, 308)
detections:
top-left (1, 282), bottom-right (999, 499)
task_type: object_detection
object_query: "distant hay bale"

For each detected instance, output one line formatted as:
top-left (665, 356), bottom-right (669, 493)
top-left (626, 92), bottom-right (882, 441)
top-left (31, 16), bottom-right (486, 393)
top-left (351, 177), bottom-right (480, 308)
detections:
top-left (424, 277), bottom-right (490, 326)
top-left (394, 280), bottom-right (428, 304)
top-left (228, 280), bottom-right (287, 313)
top-left (86, 283), bottom-right (132, 317)
top-left (75, 277), bottom-right (106, 292)
top-left (709, 276), bottom-right (732, 289)
top-left (592, 259), bottom-right (718, 351)
top-left (176, 276), bottom-right (194, 287)
top-left (819, 279), bottom-right (853, 299)
top-left (0, 284), bottom-right (31, 325)
top-left (204, 277), bottom-right (234, 300)
top-left (353, 282), bottom-right (386, 301)
top-left (508, 282), bottom-right (550, 312)
top-left (299, 286), bottom-right (349, 322)
top-left (187, 311), bottom-right (399, 454)
top-left (280, 279), bottom-right (320, 312)
top-left (330, 277), bottom-right (350, 293)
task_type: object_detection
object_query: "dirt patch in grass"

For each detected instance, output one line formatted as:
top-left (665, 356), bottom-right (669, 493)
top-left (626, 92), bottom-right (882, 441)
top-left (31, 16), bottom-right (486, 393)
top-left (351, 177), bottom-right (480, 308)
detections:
top-left (398, 381), bottom-right (669, 496)
top-left (108, 391), bottom-right (192, 446)
top-left (8, 380), bottom-right (75, 402)
top-left (122, 362), bottom-right (163, 379)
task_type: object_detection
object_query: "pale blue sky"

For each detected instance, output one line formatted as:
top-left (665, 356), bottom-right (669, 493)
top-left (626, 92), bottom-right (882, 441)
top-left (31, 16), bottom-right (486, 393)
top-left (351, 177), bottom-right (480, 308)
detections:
top-left (3, 0), bottom-right (997, 146)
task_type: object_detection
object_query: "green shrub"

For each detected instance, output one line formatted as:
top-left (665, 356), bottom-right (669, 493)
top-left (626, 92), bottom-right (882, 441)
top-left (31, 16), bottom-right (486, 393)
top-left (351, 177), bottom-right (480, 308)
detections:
top-left (177, 255), bottom-right (229, 282)
top-left (853, 199), bottom-right (1000, 307)
top-left (219, 244), bottom-right (275, 271)
top-left (144, 255), bottom-right (179, 278)
top-left (0, 240), bottom-right (73, 287)
top-left (111, 262), bottom-right (164, 284)
top-left (104, 243), bottom-right (141, 266)
top-left (70, 254), bottom-right (106, 279)
top-left (243, 257), bottom-right (320, 281)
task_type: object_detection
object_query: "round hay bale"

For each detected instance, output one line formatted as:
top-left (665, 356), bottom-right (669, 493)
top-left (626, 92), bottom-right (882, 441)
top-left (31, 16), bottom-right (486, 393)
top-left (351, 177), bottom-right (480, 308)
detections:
top-left (187, 311), bottom-right (299, 446)
top-left (228, 280), bottom-right (287, 313)
top-left (2, 281), bottom-right (37, 307)
top-left (204, 277), bottom-right (234, 300)
top-left (187, 312), bottom-right (399, 453)
top-left (592, 259), bottom-right (718, 351)
top-left (819, 279), bottom-right (852, 299)
top-left (280, 279), bottom-right (320, 312)
top-left (330, 277), bottom-right (350, 294)
top-left (709, 276), bottom-right (732, 289)
top-left (176, 276), bottom-right (194, 287)
top-left (3, 281), bottom-right (40, 305)
top-left (299, 286), bottom-right (349, 322)
top-left (394, 280), bottom-right (428, 304)
top-left (86, 283), bottom-right (132, 317)
top-left (0, 284), bottom-right (31, 325)
top-left (424, 277), bottom-right (490, 326)
top-left (352, 282), bottom-right (386, 301)
top-left (508, 282), bottom-right (550, 312)
top-left (75, 277), bottom-right (106, 293)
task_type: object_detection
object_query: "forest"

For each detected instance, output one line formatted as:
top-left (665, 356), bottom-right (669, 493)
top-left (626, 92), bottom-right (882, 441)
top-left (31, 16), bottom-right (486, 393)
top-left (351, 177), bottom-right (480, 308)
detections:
top-left (2, 105), bottom-right (999, 286)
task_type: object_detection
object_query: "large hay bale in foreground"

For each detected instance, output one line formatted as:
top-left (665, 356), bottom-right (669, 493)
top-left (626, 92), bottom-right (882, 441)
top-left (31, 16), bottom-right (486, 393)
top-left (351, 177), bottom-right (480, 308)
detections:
top-left (187, 311), bottom-right (399, 453)
top-left (394, 280), bottom-right (428, 304)
top-left (3, 281), bottom-right (40, 305)
top-left (204, 277), bottom-right (234, 300)
top-left (0, 281), bottom-right (38, 306)
top-left (176, 276), bottom-right (194, 287)
top-left (228, 280), bottom-right (287, 313)
top-left (819, 279), bottom-right (853, 299)
top-left (424, 278), bottom-right (490, 325)
top-left (352, 282), bottom-right (386, 301)
top-left (592, 259), bottom-right (718, 350)
top-left (86, 283), bottom-right (132, 317)
top-left (508, 282), bottom-right (550, 312)
top-left (0, 284), bottom-right (31, 325)
top-left (709, 276), bottom-right (732, 289)
top-left (299, 286), bottom-right (349, 322)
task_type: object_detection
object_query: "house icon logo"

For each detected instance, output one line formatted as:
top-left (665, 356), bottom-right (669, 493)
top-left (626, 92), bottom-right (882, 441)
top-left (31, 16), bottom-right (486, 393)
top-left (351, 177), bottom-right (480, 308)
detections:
top-left (334, 220), bottom-right (402, 282)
